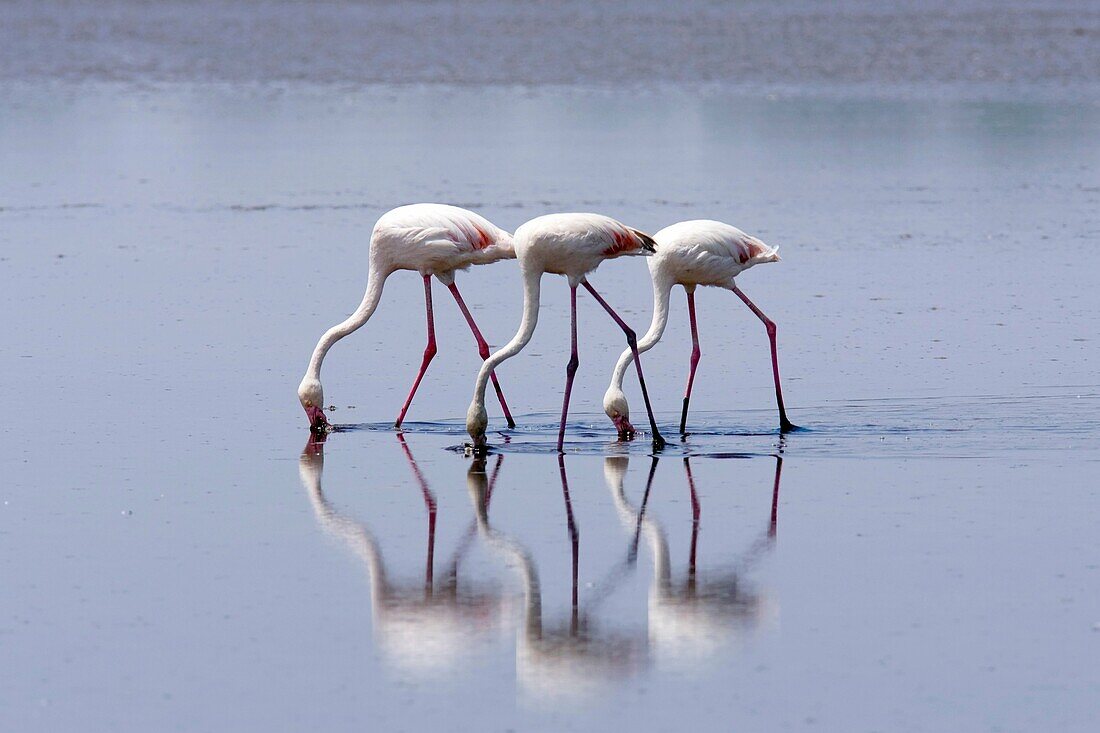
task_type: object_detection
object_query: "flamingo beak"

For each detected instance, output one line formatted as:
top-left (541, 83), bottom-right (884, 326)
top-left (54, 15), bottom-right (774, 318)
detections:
top-left (612, 414), bottom-right (636, 440)
top-left (306, 405), bottom-right (330, 433)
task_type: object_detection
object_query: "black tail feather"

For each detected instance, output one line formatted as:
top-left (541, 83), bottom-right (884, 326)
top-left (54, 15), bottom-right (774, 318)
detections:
top-left (629, 227), bottom-right (658, 253)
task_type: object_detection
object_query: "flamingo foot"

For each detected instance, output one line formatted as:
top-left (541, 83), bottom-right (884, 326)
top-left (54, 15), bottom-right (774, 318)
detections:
top-left (613, 415), bottom-right (636, 441)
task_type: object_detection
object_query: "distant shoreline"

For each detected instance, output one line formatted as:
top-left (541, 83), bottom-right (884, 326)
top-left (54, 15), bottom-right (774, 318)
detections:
top-left (3, 0), bottom-right (1099, 103)
top-left (3, 79), bottom-right (1100, 107)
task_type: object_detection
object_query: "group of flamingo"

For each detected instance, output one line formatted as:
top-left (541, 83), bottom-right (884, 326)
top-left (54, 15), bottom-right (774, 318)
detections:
top-left (299, 434), bottom-right (781, 691)
top-left (298, 203), bottom-right (797, 452)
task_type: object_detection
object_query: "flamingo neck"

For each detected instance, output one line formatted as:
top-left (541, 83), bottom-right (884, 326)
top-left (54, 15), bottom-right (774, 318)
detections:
top-left (609, 273), bottom-right (674, 391)
top-left (605, 457), bottom-right (671, 593)
top-left (648, 515), bottom-right (672, 594)
top-left (472, 267), bottom-right (542, 407)
top-left (475, 508), bottom-right (543, 639)
top-left (300, 450), bottom-right (389, 593)
top-left (605, 458), bottom-right (637, 530)
top-left (305, 262), bottom-right (389, 380)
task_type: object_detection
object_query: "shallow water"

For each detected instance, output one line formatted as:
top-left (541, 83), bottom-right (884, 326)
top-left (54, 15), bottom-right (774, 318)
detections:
top-left (2, 84), bottom-right (1099, 731)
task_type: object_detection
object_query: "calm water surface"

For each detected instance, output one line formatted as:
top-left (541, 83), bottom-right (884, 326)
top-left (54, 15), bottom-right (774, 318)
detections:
top-left (2, 85), bottom-right (1099, 731)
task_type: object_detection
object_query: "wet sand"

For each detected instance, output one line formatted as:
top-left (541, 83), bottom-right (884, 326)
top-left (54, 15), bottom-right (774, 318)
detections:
top-left (2, 14), bottom-right (1100, 732)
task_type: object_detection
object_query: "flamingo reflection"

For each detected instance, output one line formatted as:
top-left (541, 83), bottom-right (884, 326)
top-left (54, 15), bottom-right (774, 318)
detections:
top-left (301, 438), bottom-right (784, 694)
top-left (604, 455), bottom-right (782, 670)
top-left (299, 433), bottom-right (508, 677)
top-left (468, 455), bottom-right (648, 704)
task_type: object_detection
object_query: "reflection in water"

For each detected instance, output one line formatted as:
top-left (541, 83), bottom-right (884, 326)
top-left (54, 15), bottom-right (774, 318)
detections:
top-left (469, 455), bottom-right (648, 705)
top-left (300, 437), bottom-right (783, 697)
top-left (299, 434), bottom-right (508, 678)
top-left (604, 455), bottom-right (781, 670)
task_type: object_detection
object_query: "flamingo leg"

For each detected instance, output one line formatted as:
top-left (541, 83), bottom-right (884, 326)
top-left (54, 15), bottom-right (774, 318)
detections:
top-left (557, 285), bottom-right (580, 453)
top-left (731, 284), bottom-right (798, 432)
top-left (558, 455), bottom-right (580, 632)
top-left (770, 455), bottom-right (782, 539)
top-left (446, 281), bottom-right (516, 429)
top-left (394, 275), bottom-right (438, 428)
top-left (581, 281), bottom-right (666, 451)
top-left (680, 288), bottom-right (702, 435)
top-left (397, 434), bottom-right (437, 594)
top-left (684, 457), bottom-right (700, 589)
top-left (630, 457), bottom-right (659, 560)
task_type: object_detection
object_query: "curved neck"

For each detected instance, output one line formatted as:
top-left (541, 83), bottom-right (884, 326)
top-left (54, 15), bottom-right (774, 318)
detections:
top-left (472, 267), bottom-right (541, 404)
top-left (305, 261), bottom-right (389, 379)
top-left (474, 510), bottom-right (543, 639)
top-left (604, 458), bottom-right (637, 530)
top-left (300, 452), bottom-right (389, 593)
top-left (609, 273), bottom-right (674, 391)
top-left (603, 457), bottom-right (672, 593)
top-left (626, 477), bottom-right (672, 596)
top-left (647, 516), bottom-right (672, 594)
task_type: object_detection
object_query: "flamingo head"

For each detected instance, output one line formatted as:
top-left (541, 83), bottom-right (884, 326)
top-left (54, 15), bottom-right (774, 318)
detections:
top-left (298, 377), bottom-right (330, 432)
top-left (603, 387), bottom-right (636, 440)
top-left (466, 400), bottom-right (489, 451)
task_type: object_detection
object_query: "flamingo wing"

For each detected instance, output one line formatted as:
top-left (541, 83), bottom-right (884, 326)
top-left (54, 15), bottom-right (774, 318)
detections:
top-left (575, 215), bottom-right (657, 258)
top-left (670, 220), bottom-right (777, 266)
top-left (375, 203), bottom-right (515, 264)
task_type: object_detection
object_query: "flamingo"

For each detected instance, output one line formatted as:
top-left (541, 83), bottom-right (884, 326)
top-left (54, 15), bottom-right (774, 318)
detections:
top-left (466, 213), bottom-right (667, 452)
top-left (602, 219), bottom-right (797, 438)
top-left (298, 203), bottom-right (517, 432)
top-left (469, 455), bottom-right (648, 703)
top-left (299, 433), bottom-right (510, 676)
top-left (604, 455), bottom-right (781, 669)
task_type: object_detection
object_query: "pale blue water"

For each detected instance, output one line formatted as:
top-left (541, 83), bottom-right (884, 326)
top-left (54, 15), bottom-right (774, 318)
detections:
top-left (2, 83), bottom-right (1099, 732)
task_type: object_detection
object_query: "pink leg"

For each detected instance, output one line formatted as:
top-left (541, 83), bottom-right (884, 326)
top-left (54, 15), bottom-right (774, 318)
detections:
top-left (731, 284), bottom-right (797, 432)
top-left (394, 275), bottom-right (438, 428)
top-left (398, 434), bottom-right (437, 594)
top-left (770, 455), bottom-right (782, 539)
top-left (630, 456), bottom-right (659, 560)
top-left (447, 281), bottom-right (516, 429)
top-left (581, 281), bottom-right (666, 450)
top-left (680, 289), bottom-right (702, 435)
top-left (557, 285), bottom-right (580, 453)
top-left (558, 455), bottom-right (580, 630)
top-left (684, 457), bottom-right (700, 587)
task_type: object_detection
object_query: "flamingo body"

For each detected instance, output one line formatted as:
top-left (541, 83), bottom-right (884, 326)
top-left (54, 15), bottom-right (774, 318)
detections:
top-left (465, 213), bottom-right (667, 451)
top-left (299, 203), bottom-right (516, 431)
top-left (370, 203), bottom-right (515, 276)
top-left (513, 213), bottom-right (654, 281)
top-left (603, 219), bottom-right (794, 437)
top-left (647, 220), bottom-right (779, 288)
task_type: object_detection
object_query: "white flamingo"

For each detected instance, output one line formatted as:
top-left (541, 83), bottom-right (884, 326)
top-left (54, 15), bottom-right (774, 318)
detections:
top-left (602, 219), bottom-right (797, 438)
top-left (466, 213), bottom-right (667, 452)
top-left (604, 455), bottom-right (781, 670)
top-left (299, 434), bottom-right (510, 677)
top-left (468, 455), bottom-right (648, 704)
top-left (298, 203), bottom-right (516, 431)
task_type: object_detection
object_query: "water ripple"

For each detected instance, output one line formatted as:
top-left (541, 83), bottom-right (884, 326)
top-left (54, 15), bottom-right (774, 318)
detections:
top-left (327, 389), bottom-right (1100, 460)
